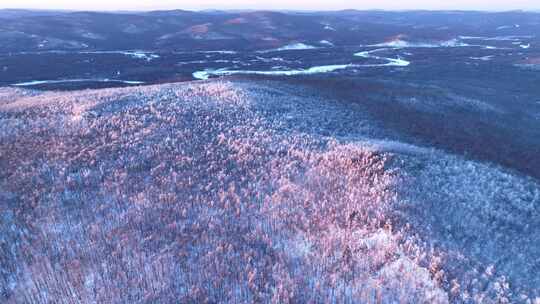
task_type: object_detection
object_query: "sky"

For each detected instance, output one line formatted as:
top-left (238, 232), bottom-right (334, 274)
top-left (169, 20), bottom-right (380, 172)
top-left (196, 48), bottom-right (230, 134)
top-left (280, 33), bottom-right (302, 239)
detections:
top-left (0, 0), bottom-right (539, 12)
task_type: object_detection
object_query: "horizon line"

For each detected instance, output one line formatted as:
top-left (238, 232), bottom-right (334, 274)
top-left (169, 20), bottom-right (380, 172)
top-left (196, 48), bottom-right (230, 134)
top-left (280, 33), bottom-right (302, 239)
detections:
top-left (1, 7), bottom-right (539, 13)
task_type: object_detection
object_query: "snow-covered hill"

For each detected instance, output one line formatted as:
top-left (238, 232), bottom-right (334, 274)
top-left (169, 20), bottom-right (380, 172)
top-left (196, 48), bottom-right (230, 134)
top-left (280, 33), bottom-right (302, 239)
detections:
top-left (1, 80), bottom-right (539, 303)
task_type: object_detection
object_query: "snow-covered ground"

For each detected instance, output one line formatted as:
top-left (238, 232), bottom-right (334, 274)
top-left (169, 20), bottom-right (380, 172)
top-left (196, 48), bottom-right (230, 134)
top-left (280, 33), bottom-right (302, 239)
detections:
top-left (192, 49), bottom-right (410, 79)
top-left (80, 50), bottom-right (160, 61)
top-left (459, 35), bottom-right (534, 41)
top-left (12, 78), bottom-right (145, 86)
top-left (370, 38), bottom-right (470, 48)
top-left (354, 48), bottom-right (411, 66)
top-left (260, 42), bottom-right (318, 53)
top-left (192, 64), bottom-right (352, 79)
top-left (319, 40), bottom-right (335, 46)
top-left (369, 36), bottom-right (534, 51)
top-left (172, 50), bottom-right (238, 54)
top-left (469, 55), bottom-right (495, 61)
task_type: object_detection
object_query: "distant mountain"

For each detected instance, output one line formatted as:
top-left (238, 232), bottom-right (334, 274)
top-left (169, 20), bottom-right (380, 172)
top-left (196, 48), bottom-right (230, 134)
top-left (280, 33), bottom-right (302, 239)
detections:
top-left (0, 9), bottom-right (539, 53)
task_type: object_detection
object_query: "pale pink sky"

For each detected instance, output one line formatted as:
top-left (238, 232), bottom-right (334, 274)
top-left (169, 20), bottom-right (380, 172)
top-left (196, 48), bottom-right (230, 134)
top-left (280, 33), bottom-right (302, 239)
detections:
top-left (0, 0), bottom-right (538, 11)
